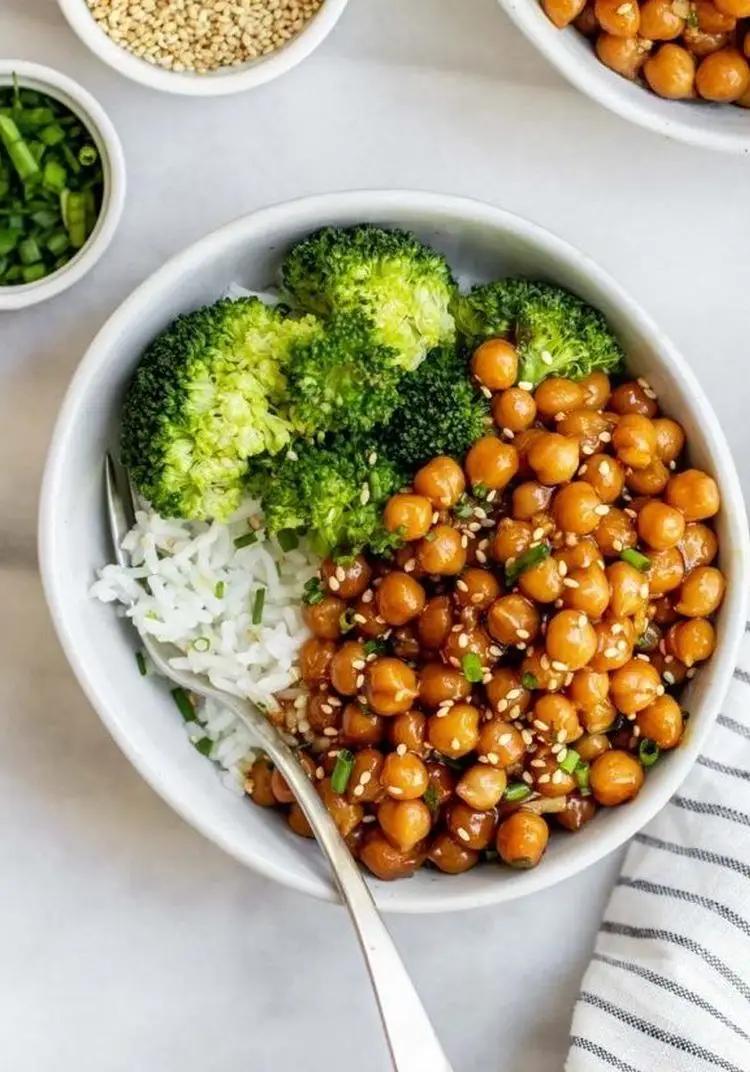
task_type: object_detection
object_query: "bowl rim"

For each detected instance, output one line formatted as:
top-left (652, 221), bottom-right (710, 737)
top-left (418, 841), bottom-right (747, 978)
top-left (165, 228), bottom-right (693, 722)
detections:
top-left (0, 60), bottom-right (126, 311)
top-left (38, 190), bottom-right (750, 912)
top-left (496, 0), bottom-right (750, 155)
top-left (55, 0), bottom-right (350, 97)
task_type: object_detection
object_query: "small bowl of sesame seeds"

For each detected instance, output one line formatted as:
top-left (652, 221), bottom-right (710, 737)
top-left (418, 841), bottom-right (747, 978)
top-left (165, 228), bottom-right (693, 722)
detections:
top-left (57, 0), bottom-right (349, 96)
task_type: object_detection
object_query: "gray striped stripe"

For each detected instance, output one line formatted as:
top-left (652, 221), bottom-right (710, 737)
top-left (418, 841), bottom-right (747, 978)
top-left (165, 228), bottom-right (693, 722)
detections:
top-left (579, 992), bottom-right (745, 1072)
top-left (696, 755), bottom-right (750, 782)
top-left (671, 795), bottom-right (750, 829)
top-left (569, 1036), bottom-right (644, 1072)
top-left (734, 667), bottom-right (750, 684)
top-left (591, 952), bottom-right (750, 1044)
top-left (600, 922), bottom-right (750, 1005)
top-left (618, 876), bottom-right (750, 939)
top-left (717, 713), bottom-right (750, 741)
top-left (634, 831), bottom-right (750, 880)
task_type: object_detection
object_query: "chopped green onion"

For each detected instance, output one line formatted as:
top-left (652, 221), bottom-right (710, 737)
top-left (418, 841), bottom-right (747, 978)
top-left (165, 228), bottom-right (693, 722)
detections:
top-left (472, 482), bottom-right (488, 500)
top-left (339, 607), bottom-right (356, 633)
top-left (503, 782), bottom-right (532, 803)
top-left (0, 228), bottom-right (20, 256)
top-left (32, 207), bottom-right (58, 228)
top-left (192, 637), bottom-right (210, 652)
top-left (505, 542), bottom-right (550, 587)
top-left (0, 115), bottom-right (39, 182)
top-left (135, 651), bottom-right (147, 676)
top-left (620, 548), bottom-right (651, 572)
top-left (191, 735), bottom-right (213, 757)
top-left (252, 587), bottom-right (266, 625)
top-left (78, 144), bottom-right (98, 166)
top-left (423, 529), bottom-right (437, 542)
top-left (574, 761), bottom-right (590, 794)
top-left (363, 637), bottom-right (388, 657)
top-left (636, 622), bottom-right (661, 652)
top-left (277, 528), bottom-right (299, 551)
top-left (559, 748), bottom-right (581, 774)
top-left (46, 230), bottom-right (69, 256)
top-left (302, 576), bottom-right (324, 605)
top-left (214, 580), bottom-right (225, 599)
top-left (521, 672), bottom-right (539, 691)
top-left (21, 262), bottom-right (46, 282)
top-left (331, 748), bottom-right (355, 794)
top-left (462, 651), bottom-right (484, 683)
top-left (234, 530), bottom-right (258, 548)
top-left (171, 687), bottom-right (195, 723)
top-left (453, 496), bottom-right (474, 519)
top-left (639, 738), bottom-right (661, 767)
top-left (63, 189), bottom-right (87, 247)
top-left (18, 236), bottom-right (41, 264)
top-left (42, 158), bottom-right (66, 193)
top-left (423, 783), bottom-right (440, 814)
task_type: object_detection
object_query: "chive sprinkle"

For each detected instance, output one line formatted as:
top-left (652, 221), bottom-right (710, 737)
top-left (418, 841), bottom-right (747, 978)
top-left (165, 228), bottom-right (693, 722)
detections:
top-left (505, 542), bottom-right (550, 587)
top-left (234, 531), bottom-right (259, 549)
top-left (302, 576), bottom-right (324, 605)
top-left (192, 636), bottom-right (210, 652)
top-left (171, 687), bottom-right (195, 723)
top-left (214, 580), bottom-right (225, 599)
top-left (559, 748), bottom-right (581, 774)
top-left (277, 528), bottom-right (299, 552)
top-left (521, 672), bottom-right (539, 691)
top-left (339, 608), bottom-right (356, 633)
top-left (620, 547), bottom-right (651, 572)
top-left (252, 587), bottom-right (266, 625)
top-left (135, 651), bottom-right (147, 676)
top-left (639, 738), bottom-right (661, 767)
top-left (331, 748), bottom-right (355, 794)
top-left (462, 652), bottom-right (484, 683)
top-left (504, 782), bottom-right (532, 803)
top-left (363, 637), bottom-right (387, 657)
top-left (574, 761), bottom-right (591, 794)
top-left (191, 735), bottom-right (213, 757)
top-left (423, 783), bottom-right (440, 814)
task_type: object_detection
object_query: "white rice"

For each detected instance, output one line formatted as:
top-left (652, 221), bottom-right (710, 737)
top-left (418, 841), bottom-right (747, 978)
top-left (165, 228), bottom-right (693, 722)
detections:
top-left (90, 497), bottom-right (320, 793)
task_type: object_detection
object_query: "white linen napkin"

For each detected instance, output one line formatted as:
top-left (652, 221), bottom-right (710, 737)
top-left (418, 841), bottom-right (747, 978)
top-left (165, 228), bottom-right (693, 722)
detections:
top-left (566, 624), bottom-right (750, 1072)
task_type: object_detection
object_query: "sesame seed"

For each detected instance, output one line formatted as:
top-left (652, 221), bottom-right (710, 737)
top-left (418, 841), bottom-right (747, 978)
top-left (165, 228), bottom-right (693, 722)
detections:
top-left (541, 350), bottom-right (554, 366)
top-left (353, 784), bottom-right (365, 797)
top-left (368, 451), bottom-right (378, 466)
top-left (486, 491), bottom-right (497, 503)
top-left (604, 647), bottom-right (619, 658)
top-left (640, 584), bottom-right (649, 599)
top-left (321, 703), bottom-right (333, 715)
top-left (480, 385), bottom-right (492, 399)
top-left (335, 565), bottom-right (346, 582)
top-left (356, 674), bottom-right (365, 688)
top-left (551, 660), bottom-right (568, 672)
top-left (517, 628), bottom-right (530, 640)
top-left (522, 771), bottom-right (534, 784)
top-left (600, 431), bottom-right (612, 443)
top-left (497, 699), bottom-right (509, 713)
top-left (538, 773), bottom-right (551, 784)
top-left (612, 539), bottom-right (623, 551)
top-left (555, 745), bottom-right (566, 759)
top-left (432, 511), bottom-right (440, 525)
top-left (450, 737), bottom-right (461, 750)
top-left (352, 659), bottom-right (366, 671)
top-left (551, 769), bottom-right (565, 784)
top-left (468, 521), bottom-right (482, 533)
top-left (582, 444), bottom-right (595, 456)
top-left (487, 751), bottom-right (500, 765)
top-left (656, 685), bottom-right (665, 696)
top-left (323, 727), bottom-right (338, 737)
top-left (663, 672), bottom-right (675, 685)
top-left (518, 381), bottom-right (533, 391)
top-left (461, 534), bottom-right (469, 549)
top-left (558, 561), bottom-right (568, 577)
top-left (478, 754), bottom-right (489, 764)
top-left (507, 688), bottom-right (522, 700)
top-left (457, 827), bottom-right (471, 842)
top-left (328, 576), bottom-right (340, 592)
top-left (563, 578), bottom-right (580, 588)
top-left (458, 633), bottom-right (469, 649)
top-left (489, 646), bottom-right (503, 659)
top-left (360, 771), bottom-right (372, 785)
top-left (509, 705), bottom-right (522, 718)
top-left (594, 504), bottom-right (610, 517)
top-left (521, 729), bottom-right (533, 745)
top-left (540, 655), bottom-right (551, 671)
top-left (388, 786), bottom-right (404, 796)
top-left (533, 719), bottom-right (549, 731)
top-left (353, 614), bottom-right (367, 625)
top-left (396, 743), bottom-right (407, 756)
top-left (476, 550), bottom-right (487, 564)
top-left (578, 614), bottom-right (588, 628)
top-left (361, 588), bottom-right (373, 604)
top-left (635, 653), bottom-right (650, 663)
top-left (315, 766), bottom-right (325, 780)
top-left (403, 559), bottom-right (416, 573)
top-left (298, 720), bottom-right (311, 734)
top-left (456, 579), bottom-right (469, 592)
top-left (530, 758), bottom-right (546, 768)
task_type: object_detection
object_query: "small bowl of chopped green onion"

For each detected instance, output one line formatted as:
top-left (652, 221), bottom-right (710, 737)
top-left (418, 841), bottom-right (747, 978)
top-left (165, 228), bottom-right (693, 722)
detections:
top-left (0, 61), bottom-right (125, 309)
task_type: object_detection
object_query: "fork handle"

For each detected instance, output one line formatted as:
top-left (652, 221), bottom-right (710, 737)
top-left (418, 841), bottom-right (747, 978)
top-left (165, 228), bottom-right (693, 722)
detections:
top-left (227, 697), bottom-right (454, 1072)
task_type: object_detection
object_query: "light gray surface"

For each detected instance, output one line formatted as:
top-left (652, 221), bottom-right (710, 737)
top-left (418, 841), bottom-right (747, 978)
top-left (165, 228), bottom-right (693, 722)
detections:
top-left (1, 1), bottom-right (748, 1069)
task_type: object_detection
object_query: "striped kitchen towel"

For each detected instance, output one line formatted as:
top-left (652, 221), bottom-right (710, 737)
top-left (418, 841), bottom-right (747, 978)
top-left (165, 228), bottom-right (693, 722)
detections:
top-left (566, 626), bottom-right (750, 1072)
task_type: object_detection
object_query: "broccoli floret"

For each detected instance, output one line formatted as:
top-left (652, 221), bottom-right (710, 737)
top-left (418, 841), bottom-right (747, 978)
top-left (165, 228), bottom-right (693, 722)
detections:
top-left (285, 309), bottom-right (403, 436)
top-left (121, 297), bottom-right (320, 521)
top-left (247, 435), bottom-right (406, 556)
top-left (453, 280), bottom-right (624, 387)
top-left (281, 225), bottom-right (456, 372)
top-left (377, 346), bottom-right (489, 470)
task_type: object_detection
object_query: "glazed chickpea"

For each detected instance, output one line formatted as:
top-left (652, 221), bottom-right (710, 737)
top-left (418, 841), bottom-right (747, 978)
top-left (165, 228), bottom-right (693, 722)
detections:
top-left (680, 523), bottom-right (718, 571)
top-left (471, 338), bottom-right (518, 390)
top-left (580, 697), bottom-right (617, 734)
top-left (491, 518), bottom-right (533, 563)
top-left (647, 547), bottom-right (685, 595)
top-left (288, 804), bottom-right (314, 838)
top-left (555, 536), bottom-right (601, 572)
top-left (531, 751), bottom-right (577, 797)
top-left (456, 764), bottom-right (508, 810)
top-left (359, 830), bottom-right (424, 880)
top-left (562, 563), bottom-right (611, 619)
top-left (639, 0), bottom-right (685, 38)
top-left (557, 794), bottom-right (598, 832)
top-left (684, 26), bottom-right (731, 55)
top-left (558, 408), bottom-right (611, 454)
top-left (418, 663), bottom-right (472, 708)
top-left (653, 417), bottom-right (685, 462)
top-left (377, 798), bottom-right (432, 853)
top-left (738, 84), bottom-right (750, 107)
top-left (345, 748), bottom-right (385, 804)
top-left (534, 377), bottom-right (585, 418)
top-left (330, 640), bottom-right (367, 696)
top-left (319, 777), bottom-right (364, 837)
top-left (442, 623), bottom-right (493, 668)
top-left (675, 566), bottom-right (725, 617)
top-left (376, 571), bottom-right (426, 627)
top-left (528, 432), bottom-right (580, 485)
top-left (417, 595), bottom-right (453, 650)
top-left (576, 0), bottom-right (600, 33)
top-left (446, 801), bottom-right (498, 851)
top-left (590, 750), bottom-right (644, 806)
top-left (612, 413), bottom-right (658, 469)
top-left (390, 625), bottom-right (419, 661)
top-left (342, 702), bottom-right (384, 747)
top-left (428, 703), bottom-right (481, 759)
top-left (303, 595), bottom-right (346, 640)
top-left (569, 666), bottom-right (610, 710)
top-left (543, 0), bottom-right (586, 25)
top-left (306, 691), bottom-right (342, 734)
top-left (576, 731), bottom-right (612, 761)
top-left (492, 387), bottom-right (537, 432)
top-left (666, 469), bottom-right (720, 521)
top-left (696, 47), bottom-right (750, 99)
top-left (545, 609), bottom-right (598, 671)
top-left (465, 436), bottom-right (519, 491)
top-left (387, 711), bottom-right (427, 757)
top-left (638, 500), bottom-right (685, 550)
top-left (594, 506), bottom-right (637, 558)
top-left (519, 555), bottom-right (565, 603)
top-left (365, 657), bottom-right (418, 716)
top-left (711, 0), bottom-right (750, 19)
top-left (666, 618), bottom-right (716, 666)
top-left (427, 831), bottom-right (480, 874)
top-left (607, 560), bottom-right (649, 618)
top-left (644, 42), bottom-right (696, 96)
top-left (512, 481), bottom-right (554, 520)
top-left (487, 593), bottom-right (541, 646)
top-left (383, 493), bottom-right (433, 541)
top-left (381, 751), bottom-right (429, 801)
top-left (414, 455), bottom-right (465, 508)
top-left (553, 482), bottom-right (605, 535)
top-left (580, 371), bottom-right (611, 410)
top-left (416, 524), bottom-right (467, 575)
top-left (626, 459), bottom-right (669, 497)
top-left (696, 0), bottom-right (738, 29)
top-left (534, 693), bottom-right (583, 744)
top-left (477, 720), bottom-right (527, 767)
top-left (425, 759), bottom-right (456, 808)
top-left (589, 616), bottom-right (636, 672)
top-left (637, 695), bottom-right (684, 749)
top-left (298, 637), bottom-right (335, 685)
top-left (456, 567), bottom-right (501, 610)
top-left (496, 810), bottom-right (549, 868)
top-left (595, 0), bottom-right (640, 33)
top-left (596, 33), bottom-right (652, 78)
top-left (520, 651), bottom-right (566, 692)
top-left (610, 657), bottom-right (662, 713)
top-left (322, 555), bottom-right (372, 599)
top-left (486, 668), bottom-right (532, 717)
top-left (249, 757), bottom-right (276, 807)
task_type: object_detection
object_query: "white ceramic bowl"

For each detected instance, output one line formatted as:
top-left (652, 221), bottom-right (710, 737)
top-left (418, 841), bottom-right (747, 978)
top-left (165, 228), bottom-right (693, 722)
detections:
top-left (0, 61), bottom-right (125, 312)
top-left (57, 0), bottom-right (349, 96)
top-left (39, 191), bottom-right (749, 913)
top-left (497, 0), bottom-right (750, 155)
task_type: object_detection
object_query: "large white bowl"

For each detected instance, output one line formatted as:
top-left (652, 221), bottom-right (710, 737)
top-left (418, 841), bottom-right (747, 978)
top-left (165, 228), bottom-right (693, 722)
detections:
top-left (57, 0), bottom-right (349, 96)
top-left (39, 191), bottom-right (749, 913)
top-left (498, 0), bottom-right (750, 155)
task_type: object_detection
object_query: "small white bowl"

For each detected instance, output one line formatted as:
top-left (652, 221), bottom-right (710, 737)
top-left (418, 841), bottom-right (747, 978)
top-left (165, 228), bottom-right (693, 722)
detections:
top-left (0, 61), bottom-right (125, 311)
top-left (39, 191), bottom-right (749, 913)
top-left (497, 0), bottom-right (750, 155)
top-left (57, 0), bottom-right (349, 97)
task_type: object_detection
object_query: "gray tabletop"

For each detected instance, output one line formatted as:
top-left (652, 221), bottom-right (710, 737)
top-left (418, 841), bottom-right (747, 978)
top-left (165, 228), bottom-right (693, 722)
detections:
top-left (2, 0), bottom-right (749, 1069)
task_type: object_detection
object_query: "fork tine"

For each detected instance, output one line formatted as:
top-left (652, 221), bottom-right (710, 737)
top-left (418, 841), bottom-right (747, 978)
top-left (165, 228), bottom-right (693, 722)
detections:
top-left (104, 453), bottom-right (134, 568)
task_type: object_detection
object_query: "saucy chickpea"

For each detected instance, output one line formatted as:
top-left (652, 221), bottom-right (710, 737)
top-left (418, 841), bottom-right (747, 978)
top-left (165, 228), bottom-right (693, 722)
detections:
top-left (640, 0), bottom-right (685, 38)
top-left (456, 764), bottom-right (508, 810)
top-left (696, 47), bottom-right (750, 100)
top-left (428, 703), bottom-right (481, 759)
top-left (381, 751), bottom-right (429, 800)
top-left (636, 695), bottom-right (684, 749)
top-left (612, 413), bottom-right (657, 469)
top-left (496, 810), bottom-right (549, 868)
top-left (580, 371), bottom-right (611, 410)
top-left (322, 555), bottom-right (372, 599)
top-left (346, 748), bottom-right (385, 804)
top-left (487, 593), bottom-right (541, 646)
top-left (471, 338), bottom-right (518, 390)
top-left (486, 668), bottom-right (532, 716)
top-left (446, 801), bottom-right (497, 850)
top-left (666, 617), bottom-right (716, 665)
top-left (534, 377), bottom-right (585, 418)
top-left (519, 555), bottom-right (565, 603)
top-left (533, 693), bottom-right (583, 744)
top-left (492, 387), bottom-right (537, 432)
top-left (388, 710), bottom-right (427, 755)
top-left (491, 518), bottom-right (533, 562)
top-left (595, 0), bottom-right (640, 34)
top-left (249, 758), bottom-right (276, 807)
top-left (644, 43), bottom-right (696, 98)
top-left (366, 657), bottom-right (418, 716)
top-left (465, 436), bottom-right (519, 491)
top-left (610, 381), bottom-right (659, 418)
top-left (383, 493), bottom-right (433, 541)
top-left (562, 563), bottom-right (611, 618)
top-left (417, 595), bottom-right (454, 649)
top-left (528, 432), bottom-right (580, 485)
top-left (512, 481), bottom-right (554, 520)
top-left (553, 482), bottom-right (605, 535)
top-left (456, 567), bottom-right (501, 610)
top-left (330, 640), bottom-right (367, 695)
top-left (342, 702), bottom-right (384, 747)
top-left (590, 750), bottom-right (644, 806)
top-left (665, 469), bottom-right (720, 520)
top-left (299, 637), bottom-right (335, 685)
top-left (557, 794), bottom-right (597, 832)
top-left (359, 831), bottom-right (424, 881)
top-left (647, 546), bottom-right (685, 595)
top-left (594, 506), bottom-right (637, 557)
top-left (674, 565), bottom-right (725, 617)
top-left (428, 832), bottom-right (479, 874)
top-left (610, 657), bottom-right (662, 713)
top-left (637, 500), bottom-right (685, 550)
top-left (626, 459), bottom-right (670, 497)
top-left (414, 455), bottom-right (465, 508)
top-left (653, 417), bottom-right (685, 462)
top-left (697, 0), bottom-right (738, 30)
top-left (319, 777), bottom-right (364, 837)
top-left (558, 408), bottom-right (611, 454)
top-left (589, 616), bottom-right (636, 672)
top-left (543, 0), bottom-right (587, 26)
top-left (596, 32), bottom-right (651, 77)
top-left (378, 798), bottom-right (432, 852)
top-left (477, 720), bottom-right (527, 767)
top-left (679, 523), bottom-right (718, 571)
top-left (581, 453), bottom-right (626, 502)
top-left (606, 560), bottom-right (649, 618)
top-left (303, 595), bottom-right (346, 640)
top-left (418, 663), bottom-right (472, 707)
top-left (545, 609), bottom-right (598, 670)
top-left (416, 524), bottom-right (466, 575)
top-left (376, 571), bottom-right (426, 626)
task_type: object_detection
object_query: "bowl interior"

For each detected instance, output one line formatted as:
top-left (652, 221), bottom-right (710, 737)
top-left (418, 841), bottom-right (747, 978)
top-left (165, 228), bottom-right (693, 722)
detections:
top-left (40, 192), bottom-right (749, 912)
top-left (498, 0), bottom-right (750, 154)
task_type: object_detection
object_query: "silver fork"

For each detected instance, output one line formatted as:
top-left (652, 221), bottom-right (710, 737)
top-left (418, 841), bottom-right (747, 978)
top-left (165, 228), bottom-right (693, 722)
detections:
top-left (105, 454), bottom-right (454, 1072)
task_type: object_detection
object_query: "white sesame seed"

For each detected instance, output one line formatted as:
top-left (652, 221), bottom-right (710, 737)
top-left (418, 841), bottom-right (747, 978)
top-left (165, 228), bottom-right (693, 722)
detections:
top-left (388, 786), bottom-right (404, 796)
top-left (450, 737), bottom-right (461, 751)
top-left (563, 578), bottom-right (580, 588)
top-left (315, 766), bottom-right (325, 780)
top-left (461, 534), bottom-right (469, 548)
top-left (533, 719), bottom-right (549, 731)
top-left (551, 769), bottom-right (565, 784)
top-left (353, 614), bottom-right (367, 625)
top-left (396, 743), bottom-right (407, 756)
top-left (594, 504), bottom-right (610, 517)
top-left (353, 784), bottom-right (365, 797)
top-left (457, 633), bottom-right (469, 649)
top-left (476, 549), bottom-right (487, 564)
top-left (541, 350), bottom-right (554, 366)
top-left (323, 727), bottom-right (338, 737)
top-left (487, 751), bottom-right (500, 765)
top-left (432, 511), bottom-right (440, 525)
top-left (538, 773), bottom-right (551, 784)
top-left (551, 660), bottom-right (569, 672)
top-left (456, 579), bottom-right (469, 592)
top-left (361, 588), bottom-right (373, 604)
top-left (530, 758), bottom-right (546, 768)
top-left (557, 560), bottom-right (568, 577)
top-left (663, 672), bottom-right (675, 684)
top-left (640, 584), bottom-right (649, 599)
top-left (457, 827), bottom-right (471, 842)
top-left (480, 385), bottom-right (492, 399)
top-left (521, 729), bottom-right (533, 745)
top-left (522, 771), bottom-right (534, 784)
top-left (403, 559), bottom-right (416, 573)
top-left (328, 576), bottom-right (340, 592)
top-left (518, 381), bottom-right (533, 391)
top-left (517, 628), bottom-right (531, 640)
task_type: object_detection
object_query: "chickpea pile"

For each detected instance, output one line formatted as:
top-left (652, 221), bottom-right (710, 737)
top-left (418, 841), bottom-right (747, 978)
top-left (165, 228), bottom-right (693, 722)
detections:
top-left (543, 0), bottom-right (750, 106)
top-left (247, 339), bottom-right (723, 881)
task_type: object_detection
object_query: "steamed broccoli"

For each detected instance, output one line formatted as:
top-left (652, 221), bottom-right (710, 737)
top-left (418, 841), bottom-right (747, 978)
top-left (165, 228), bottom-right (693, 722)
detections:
top-left (121, 297), bottom-right (320, 521)
top-left (247, 435), bottom-right (406, 556)
top-left (281, 225), bottom-right (456, 372)
top-left (453, 280), bottom-right (624, 387)
top-left (378, 346), bottom-right (489, 470)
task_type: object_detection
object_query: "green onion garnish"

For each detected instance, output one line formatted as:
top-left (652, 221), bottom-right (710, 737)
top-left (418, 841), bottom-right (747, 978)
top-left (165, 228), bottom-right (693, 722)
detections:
top-left (192, 637), bottom-right (210, 653)
top-left (171, 687), bottom-right (195, 723)
top-left (191, 735), bottom-right (213, 757)
top-left (135, 651), bottom-right (147, 676)
top-left (503, 782), bottom-right (532, 803)
top-left (252, 587), bottom-right (266, 625)
top-left (574, 761), bottom-right (591, 795)
top-left (78, 144), bottom-right (98, 166)
top-left (363, 637), bottom-right (388, 657)
top-left (559, 748), bottom-right (581, 775)
top-left (620, 547), bottom-right (651, 572)
top-left (636, 622), bottom-right (661, 652)
top-left (462, 652), bottom-right (484, 683)
top-left (423, 530), bottom-right (437, 542)
top-left (639, 738), bottom-right (661, 767)
top-left (331, 748), bottom-right (355, 794)
top-left (303, 576), bottom-right (324, 605)
top-left (234, 531), bottom-right (259, 549)
top-left (521, 672), bottom-right (538, 691)
top-left (505, 542), bottom-right (551, 587)
top-left (214, 580), bottom-right (225, 599)
top-left (339, 608), bottom-right (356, 633)
top-left (423, 783), bottom-right (440, 814)
top-left (472, 482), bottom-right (488, 500)
top-left (277, 528), bottom-right (299, 552)
top-left (453, 496), bottom-right (474, 519)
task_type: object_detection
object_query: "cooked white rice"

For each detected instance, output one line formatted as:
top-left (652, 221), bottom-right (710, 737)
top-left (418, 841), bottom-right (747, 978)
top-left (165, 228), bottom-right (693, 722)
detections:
top-left (90, 498), bottom-right (320, 794)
